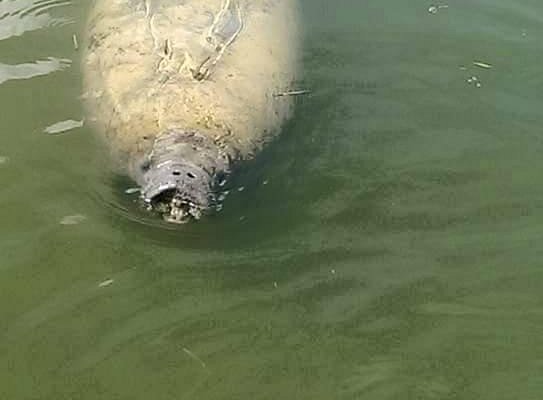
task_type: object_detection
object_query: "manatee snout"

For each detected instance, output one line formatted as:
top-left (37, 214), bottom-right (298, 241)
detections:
top-left (140, 161), bottom-right (211, 223)
top-left (135, 130), bottom-right (230, 223)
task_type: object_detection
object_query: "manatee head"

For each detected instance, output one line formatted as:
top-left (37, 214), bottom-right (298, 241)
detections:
top-left (134, 130), bottom-right (230, 223)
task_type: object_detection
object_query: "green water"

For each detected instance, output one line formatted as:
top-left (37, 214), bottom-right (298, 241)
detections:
top-left (2, 0), bottom-right (543, 398)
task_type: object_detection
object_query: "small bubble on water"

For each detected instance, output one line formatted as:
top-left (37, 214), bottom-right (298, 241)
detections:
top-left (467, 76), bottom-right (480, 86)
top-left (0, 156), bottom-right (9, 165)
top-left (60, 214), bottom-right (87, 225)
top-left (262, 180), bottom-right (269, 185)
top-left (237, 186), bottom-right (245, 192)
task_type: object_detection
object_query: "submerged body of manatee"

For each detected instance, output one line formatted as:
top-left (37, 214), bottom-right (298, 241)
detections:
top-left (83, 0), bottom-right (300, 224)
top-left (2, 0), bottom-right (543, 399)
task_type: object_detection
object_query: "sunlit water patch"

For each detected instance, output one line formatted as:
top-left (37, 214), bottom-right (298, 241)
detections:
top-left (0, 0), bottom-right (72, 41)
top-left (0, 56), bottom-right (71, 84)
top-left (43, 118), bottom-right (84, 134)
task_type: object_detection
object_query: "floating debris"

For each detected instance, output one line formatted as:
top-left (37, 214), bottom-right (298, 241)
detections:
top-left (273, 89), bottom-right (311, 98)
top-left (239, 216), bottom-right (245, 221)
top-left (216, 204), bottom-right (223, 212)
top-left (72, 34), bottom-right (79, 50)
top-left (273, 281), bottom-right (278, 288)
top-left (428, 4), bottom-right (449, 14)
top-left (459, 65), bottom-right (467, 71)
top-left (182, 347), bottom-right (206, 369)
top-left (44, 119), bottom-right (84, 135)
top-left (475, 82), bottom-right (482, 88)
top-left (262, 180), bottom-right (269, 185)
top-left (124, 187), bottom-right (141, 195)
top-left (98, 279), bottom-right (114, 288)
top-left (331, 269), bottom-right (336, 275)
top-left (473, 61), bottom-right (492, 69)
top-left (60, 214), bottom-right (87, 225)
top-left (237, 186), bottom-right (245, 192)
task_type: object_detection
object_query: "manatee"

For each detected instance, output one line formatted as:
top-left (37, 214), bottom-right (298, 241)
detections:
top-left (82, 0), bottom-right (301, 223)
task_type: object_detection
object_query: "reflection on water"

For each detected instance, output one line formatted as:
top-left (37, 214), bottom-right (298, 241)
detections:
top-left (0, 0), bottom-right (72, 85)
top-left (0, 57), bottom-right (70, 84)
top-left (0, 0), bottom-right (71, 41)
top-left (43, 118), bottom-right (83, 134)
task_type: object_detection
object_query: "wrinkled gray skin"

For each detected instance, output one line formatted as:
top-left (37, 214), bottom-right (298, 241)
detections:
top-left (83, 0), bottom-right (300, 223)
top-left (136, 130), bottom-right (229, 223)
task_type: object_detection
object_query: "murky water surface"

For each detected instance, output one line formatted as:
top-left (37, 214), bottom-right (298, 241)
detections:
top-left (2, 1), bottom-right (543, 398)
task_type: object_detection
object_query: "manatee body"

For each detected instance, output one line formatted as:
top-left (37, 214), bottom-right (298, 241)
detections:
top-left (82, 0), bottom-right (301, 222)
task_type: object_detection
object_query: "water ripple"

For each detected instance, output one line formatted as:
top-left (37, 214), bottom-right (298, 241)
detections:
top-left (43, 118), bottom-right (84, 134)
top-left (0, 56), bottom-right (71, 84)
top-left (0, 0), bottom-right (72, 41)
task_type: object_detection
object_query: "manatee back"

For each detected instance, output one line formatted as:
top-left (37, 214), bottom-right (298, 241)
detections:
top-left (83, 0), bottom-right (301, 168)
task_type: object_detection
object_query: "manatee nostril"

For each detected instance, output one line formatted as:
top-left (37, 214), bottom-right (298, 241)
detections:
top-left (172, 170), bottom-right (181, 176)
top-left (187, 172), bottom-right (196, 179)
top-left (140, 160), bottom-right (151, 172)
